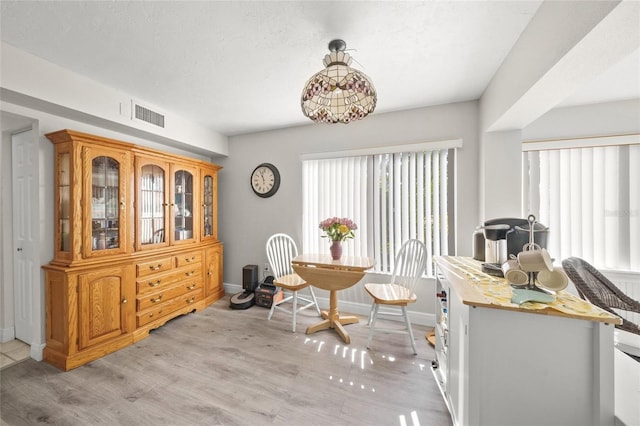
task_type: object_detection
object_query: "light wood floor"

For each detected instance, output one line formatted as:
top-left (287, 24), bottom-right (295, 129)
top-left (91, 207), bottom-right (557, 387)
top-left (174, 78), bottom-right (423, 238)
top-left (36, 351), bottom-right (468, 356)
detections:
top-left (1, 295), bottom-right (452, 426)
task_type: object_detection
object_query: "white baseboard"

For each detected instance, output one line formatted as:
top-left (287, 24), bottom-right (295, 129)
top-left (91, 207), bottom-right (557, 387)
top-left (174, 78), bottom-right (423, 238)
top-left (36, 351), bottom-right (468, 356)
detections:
top-left (30, 342), bottom-right (45, 361)
top-left (0, 326), bottom-right (15, 343)
top-left (0, 327), bottom-right (43, 361)
top-left (223, 282), bottom-right (435, 327)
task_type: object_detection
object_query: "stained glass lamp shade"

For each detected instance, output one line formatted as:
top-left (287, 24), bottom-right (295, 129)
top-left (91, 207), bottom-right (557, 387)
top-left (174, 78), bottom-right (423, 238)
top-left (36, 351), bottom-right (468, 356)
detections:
top-left (301, 40), bottom-right (377, 124)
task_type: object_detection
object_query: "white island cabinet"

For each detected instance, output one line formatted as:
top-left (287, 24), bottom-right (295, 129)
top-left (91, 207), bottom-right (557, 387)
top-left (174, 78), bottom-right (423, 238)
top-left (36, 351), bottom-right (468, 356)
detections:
top-left (432, 256), bottom-right (621, 426)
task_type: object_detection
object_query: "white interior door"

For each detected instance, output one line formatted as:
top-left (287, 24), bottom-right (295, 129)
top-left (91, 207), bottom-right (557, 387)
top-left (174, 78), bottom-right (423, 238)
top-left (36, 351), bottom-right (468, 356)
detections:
top-left (12, 128), bottom-right (36, 343)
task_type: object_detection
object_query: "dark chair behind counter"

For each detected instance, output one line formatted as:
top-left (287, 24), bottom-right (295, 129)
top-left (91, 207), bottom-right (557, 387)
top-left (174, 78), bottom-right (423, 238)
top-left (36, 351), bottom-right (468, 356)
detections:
top-left (562, 257), bottom-right (640, 337)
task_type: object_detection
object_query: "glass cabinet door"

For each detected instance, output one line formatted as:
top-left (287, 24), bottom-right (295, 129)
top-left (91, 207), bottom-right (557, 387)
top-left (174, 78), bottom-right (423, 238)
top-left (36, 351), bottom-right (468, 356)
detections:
top-left (138, 162), bottom-right (168, 249)
top-left (58, 152), bottom-right (71, 254)
top-left (91, 156), bottom-right (121, 251)
top-left (173, 167), bottom-right (196, 243)
top-left (200, 168), bottom-right (217, 241)
top-left (84, 146), bottom-right (129, 257)
top-left (202, 174), bottom-right (214, 238)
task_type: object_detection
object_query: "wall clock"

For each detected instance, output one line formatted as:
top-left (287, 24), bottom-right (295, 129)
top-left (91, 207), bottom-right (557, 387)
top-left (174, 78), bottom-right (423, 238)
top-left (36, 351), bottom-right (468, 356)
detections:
top-left (250, 163), bottom-right (280, 198)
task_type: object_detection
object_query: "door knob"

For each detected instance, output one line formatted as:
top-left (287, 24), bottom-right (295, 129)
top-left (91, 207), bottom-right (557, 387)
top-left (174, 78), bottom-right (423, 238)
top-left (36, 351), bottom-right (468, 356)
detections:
top-left (16, 248), bottom-right (22, 252)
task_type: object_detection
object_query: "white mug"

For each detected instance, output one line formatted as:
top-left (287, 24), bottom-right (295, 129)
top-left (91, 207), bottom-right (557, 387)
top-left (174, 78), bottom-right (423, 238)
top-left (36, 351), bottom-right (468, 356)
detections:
top-left (501, 259), bottom-right (528, 285)
top-left (517, 248), bottom-right (553, 272)
top-left (537, 267), bottom-right (568, 291)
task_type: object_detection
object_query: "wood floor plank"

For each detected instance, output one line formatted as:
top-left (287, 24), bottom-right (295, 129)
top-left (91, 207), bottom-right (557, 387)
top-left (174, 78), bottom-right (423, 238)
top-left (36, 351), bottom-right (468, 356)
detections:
top-left (1, 296), bottom-right (452, 425)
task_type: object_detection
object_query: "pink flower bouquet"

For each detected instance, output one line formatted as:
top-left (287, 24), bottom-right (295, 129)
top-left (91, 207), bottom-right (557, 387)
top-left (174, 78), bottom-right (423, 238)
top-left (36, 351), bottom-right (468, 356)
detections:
top-left (319, 217), bottom-right (357, 242)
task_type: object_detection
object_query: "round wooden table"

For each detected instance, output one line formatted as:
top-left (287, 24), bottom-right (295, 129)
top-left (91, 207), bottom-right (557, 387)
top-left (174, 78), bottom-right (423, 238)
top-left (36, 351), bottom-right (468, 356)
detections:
top-left (292, 254), bottom-right (374, 344)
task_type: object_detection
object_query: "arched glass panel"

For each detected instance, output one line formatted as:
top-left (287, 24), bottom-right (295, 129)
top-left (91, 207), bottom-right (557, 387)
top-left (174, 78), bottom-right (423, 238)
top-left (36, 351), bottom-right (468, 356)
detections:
top-left (91, 156), bottom-right (120, 250)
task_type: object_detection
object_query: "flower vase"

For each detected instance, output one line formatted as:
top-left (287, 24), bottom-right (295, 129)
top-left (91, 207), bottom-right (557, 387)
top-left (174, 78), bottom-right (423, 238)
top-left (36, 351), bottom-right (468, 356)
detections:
top-left (330, 241), bottom-right (343, 260)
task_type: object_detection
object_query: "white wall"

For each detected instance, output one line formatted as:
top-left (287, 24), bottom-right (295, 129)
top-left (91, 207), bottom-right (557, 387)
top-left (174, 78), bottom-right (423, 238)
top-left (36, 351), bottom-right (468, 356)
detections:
top-left (479, 130), bottom-right (524, 220)
top-left (523, 99), bottom-right (640, 141)
top-left (1, 42), bottom-right (229, 157)
top-left (216, 101), bottom-right (480, 322)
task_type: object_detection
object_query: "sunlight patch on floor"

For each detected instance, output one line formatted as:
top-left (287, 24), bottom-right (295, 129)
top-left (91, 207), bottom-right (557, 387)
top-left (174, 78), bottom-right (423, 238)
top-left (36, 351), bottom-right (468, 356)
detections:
top-left (303, 337), bottom-right (375, 370)
top-left (328, 374), bottom-right (377, 393)
top-left (399, 410), bottom-right (421, 426)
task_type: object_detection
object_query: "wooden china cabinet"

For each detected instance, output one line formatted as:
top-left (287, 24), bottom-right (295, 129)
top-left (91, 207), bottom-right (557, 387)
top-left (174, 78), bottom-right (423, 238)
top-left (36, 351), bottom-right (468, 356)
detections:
top-left (42, 130), bottom-right (224, 371)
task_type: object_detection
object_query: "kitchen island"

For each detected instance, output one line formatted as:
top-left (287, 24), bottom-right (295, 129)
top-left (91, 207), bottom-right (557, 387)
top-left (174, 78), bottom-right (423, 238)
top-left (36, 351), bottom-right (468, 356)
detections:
top-left (432, 256), bottom-right (622, 426)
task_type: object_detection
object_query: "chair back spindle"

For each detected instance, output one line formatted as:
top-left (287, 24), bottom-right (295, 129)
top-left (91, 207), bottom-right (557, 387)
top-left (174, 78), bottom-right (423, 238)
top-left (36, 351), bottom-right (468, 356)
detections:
top-left (266, 234), bottom-right (299, 278)
top-left (392, 239), bottom-right (428, 292)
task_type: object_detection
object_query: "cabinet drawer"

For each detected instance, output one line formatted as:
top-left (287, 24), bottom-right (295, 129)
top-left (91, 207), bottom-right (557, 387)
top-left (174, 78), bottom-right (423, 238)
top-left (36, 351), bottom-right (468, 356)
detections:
top-left (136, 289), bottom-right (202, 327)
top-left (136, 264), bottom-right (202, 295)
top-left (175, 251), bottom-right (202, 267)
top-left (137, 280), bottom-right (202, 311)
top-left (136, 256), bottom-right (173, 277)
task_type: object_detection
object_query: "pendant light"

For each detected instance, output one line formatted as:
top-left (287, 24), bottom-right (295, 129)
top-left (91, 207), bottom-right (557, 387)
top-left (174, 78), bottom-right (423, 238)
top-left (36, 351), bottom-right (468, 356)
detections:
top-left (301, 39), bottom-right (377, 124)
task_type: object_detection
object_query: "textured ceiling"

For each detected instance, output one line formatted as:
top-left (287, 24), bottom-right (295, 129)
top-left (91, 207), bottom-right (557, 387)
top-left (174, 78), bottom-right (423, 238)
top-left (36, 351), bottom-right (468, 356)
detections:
top-left (1, 1), bottom-right (638, 136)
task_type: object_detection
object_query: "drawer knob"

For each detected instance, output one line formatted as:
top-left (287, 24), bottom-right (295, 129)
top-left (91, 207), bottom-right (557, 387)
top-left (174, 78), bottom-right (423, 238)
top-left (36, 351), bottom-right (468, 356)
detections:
top-left (150, 295), bottom-right (163, 303)
top-left (122, 298), bottom-right (128, 304)
top-left (149, 263), bottom-right (163, 271)
top-left (186, 284), bottom-right (197, 290)
top-left (185, 256), bottom-right (196, 262)
top-left (186, 296), bottom-right (196, 304)
top-left (185, 270), bottom-right (195, 277)
top-left (148, 280), bottom-right (161, 287)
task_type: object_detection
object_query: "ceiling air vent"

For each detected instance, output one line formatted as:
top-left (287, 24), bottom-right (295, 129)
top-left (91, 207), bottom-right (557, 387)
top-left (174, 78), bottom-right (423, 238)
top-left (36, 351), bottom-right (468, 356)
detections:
top-left (132, 101), bottom-right (165, 128)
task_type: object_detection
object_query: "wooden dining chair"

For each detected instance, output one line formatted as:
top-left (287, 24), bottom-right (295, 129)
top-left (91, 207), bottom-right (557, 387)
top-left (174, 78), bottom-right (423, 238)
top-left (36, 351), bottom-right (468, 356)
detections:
top-left (364, 239), bottom-right (428, 354)
top-left (265, 233), bottom-right (321, 332)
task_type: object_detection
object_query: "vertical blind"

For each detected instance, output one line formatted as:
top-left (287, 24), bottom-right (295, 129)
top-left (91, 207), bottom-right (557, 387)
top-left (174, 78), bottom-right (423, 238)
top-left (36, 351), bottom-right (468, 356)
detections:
top-left (302, 156), bottom-right (370, 260)
top-left (302, 149), bottom-right (450, 276)
top-left (525, 142), bottom-right (639, 271)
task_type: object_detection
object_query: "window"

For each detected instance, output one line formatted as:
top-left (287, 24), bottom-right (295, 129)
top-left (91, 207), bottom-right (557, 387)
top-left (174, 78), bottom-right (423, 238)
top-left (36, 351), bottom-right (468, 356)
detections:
top-left (302, 143), bottom-right (455, 276)
top-left (524, 134), bottom-right (640, 271)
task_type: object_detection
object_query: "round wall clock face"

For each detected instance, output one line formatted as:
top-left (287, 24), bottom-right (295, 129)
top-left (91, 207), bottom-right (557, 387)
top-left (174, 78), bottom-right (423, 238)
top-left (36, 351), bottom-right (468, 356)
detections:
top-left (250, 163), bottom-right (280, 198)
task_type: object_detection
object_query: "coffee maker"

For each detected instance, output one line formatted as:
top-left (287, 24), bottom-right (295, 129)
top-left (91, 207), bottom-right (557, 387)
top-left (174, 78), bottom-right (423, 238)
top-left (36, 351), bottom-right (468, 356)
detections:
top-left (483, 223), bottom-right (511, 264)
top-left (474, 217), bottom-right (549, 267)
